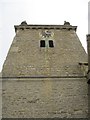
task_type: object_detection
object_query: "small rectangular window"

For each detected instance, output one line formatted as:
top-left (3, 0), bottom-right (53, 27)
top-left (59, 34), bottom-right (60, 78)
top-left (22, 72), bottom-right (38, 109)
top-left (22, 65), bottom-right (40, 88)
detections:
top-left (49, 40), bottom-right (54, 47)
top-left (40, 40), bottom-right (45, 47)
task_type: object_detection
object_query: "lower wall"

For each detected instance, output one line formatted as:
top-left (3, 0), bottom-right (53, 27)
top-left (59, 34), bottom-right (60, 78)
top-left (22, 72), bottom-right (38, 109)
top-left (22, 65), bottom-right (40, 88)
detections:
top-left (2, 77), bottom-right (88, 118)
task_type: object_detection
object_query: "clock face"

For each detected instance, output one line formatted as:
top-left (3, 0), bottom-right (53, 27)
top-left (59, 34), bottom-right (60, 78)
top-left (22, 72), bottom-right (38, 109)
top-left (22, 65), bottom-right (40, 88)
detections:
top-left (40, 30), bottom-right (54, 38)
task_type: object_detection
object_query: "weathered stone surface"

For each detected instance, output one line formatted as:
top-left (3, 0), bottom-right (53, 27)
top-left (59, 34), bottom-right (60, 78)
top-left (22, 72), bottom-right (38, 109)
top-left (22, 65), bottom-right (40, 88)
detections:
top-left (2, 78), bottom-right (88, 118)
top-left (2, 22), bottom-right (88, 118)
top-left (2, 25), bottom-right (87, 77)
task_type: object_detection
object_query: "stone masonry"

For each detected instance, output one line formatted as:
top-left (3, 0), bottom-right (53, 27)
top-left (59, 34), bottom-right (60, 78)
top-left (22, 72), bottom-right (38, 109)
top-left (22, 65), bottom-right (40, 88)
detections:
top-left (2, 21), bottom-right (88, 119)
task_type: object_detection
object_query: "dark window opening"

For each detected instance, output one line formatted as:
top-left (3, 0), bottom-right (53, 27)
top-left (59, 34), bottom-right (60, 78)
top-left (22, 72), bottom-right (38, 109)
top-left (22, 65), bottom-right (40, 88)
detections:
top-left (49, 40), bottom-right (54, 47)
top-left (40, 40), bottom-right (45, 47)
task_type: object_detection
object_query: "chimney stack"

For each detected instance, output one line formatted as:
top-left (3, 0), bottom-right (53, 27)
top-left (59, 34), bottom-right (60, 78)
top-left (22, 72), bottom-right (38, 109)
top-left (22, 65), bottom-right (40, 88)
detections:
top-left (87, 34), bottom-right (90, 84)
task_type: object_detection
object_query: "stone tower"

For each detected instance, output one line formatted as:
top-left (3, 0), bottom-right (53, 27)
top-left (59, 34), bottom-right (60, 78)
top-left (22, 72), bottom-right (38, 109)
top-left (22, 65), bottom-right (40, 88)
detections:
top-left (2, 21), bottom-right (88, 119)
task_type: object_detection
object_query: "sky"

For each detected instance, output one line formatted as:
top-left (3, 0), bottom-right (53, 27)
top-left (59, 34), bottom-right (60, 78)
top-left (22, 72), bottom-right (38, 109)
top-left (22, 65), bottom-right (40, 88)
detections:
top-left (0, 0), bottom-right (89, 72)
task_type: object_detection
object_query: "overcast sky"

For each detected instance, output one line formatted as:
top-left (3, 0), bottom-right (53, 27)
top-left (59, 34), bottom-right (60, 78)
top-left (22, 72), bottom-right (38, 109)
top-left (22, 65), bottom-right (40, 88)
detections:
top-left (0, 0), bottom-right (89, 72)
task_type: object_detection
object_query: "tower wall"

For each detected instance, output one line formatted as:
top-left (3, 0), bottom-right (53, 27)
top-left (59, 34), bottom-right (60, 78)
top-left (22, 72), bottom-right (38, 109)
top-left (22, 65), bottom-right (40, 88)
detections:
top-left (2, 22), bottom-right (88, 119)
top-left (2, 24), bottom-right (87, 77)
top-left (2, 78), bottom-right (88, 118)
